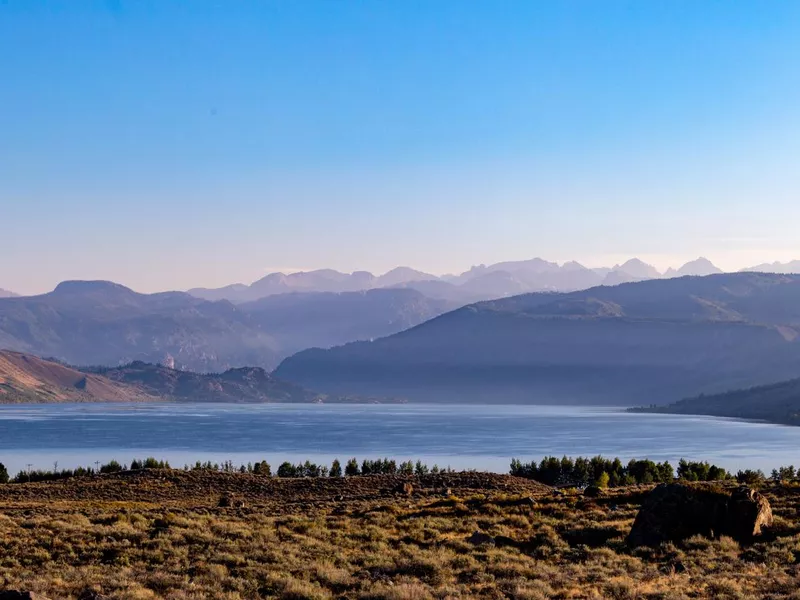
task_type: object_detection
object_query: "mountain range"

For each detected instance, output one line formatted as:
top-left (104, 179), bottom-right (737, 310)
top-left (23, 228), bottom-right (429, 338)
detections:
top-left (8, 257), bottom-right (800, 307)
top-left (0, 282), bottom-right (452, 371)
top-left (187, 257), bottom-right (728, 304)
top-left (6, 266), bottom-right (800, 408)
top-left (741, 260), bottom-right (800, 274)
top-left (0, 350), bottom-right (322, 403)
top-left (276, 272), bottom-right (800, 405)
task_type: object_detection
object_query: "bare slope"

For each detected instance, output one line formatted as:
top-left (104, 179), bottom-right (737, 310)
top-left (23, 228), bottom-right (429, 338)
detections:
top-left (0, 350), bottom-right (154, 402)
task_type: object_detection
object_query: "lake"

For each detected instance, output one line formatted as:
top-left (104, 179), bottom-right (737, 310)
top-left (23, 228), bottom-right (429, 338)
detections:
top-left (1, 403), bottom-right (799, 477)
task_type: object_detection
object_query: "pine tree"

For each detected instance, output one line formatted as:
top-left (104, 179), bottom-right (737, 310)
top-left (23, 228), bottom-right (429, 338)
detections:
top-left (345, 458), bottom-right (360, 477)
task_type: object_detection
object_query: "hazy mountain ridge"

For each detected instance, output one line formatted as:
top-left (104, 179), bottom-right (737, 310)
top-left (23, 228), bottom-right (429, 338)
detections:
top-left (275, 273), bottom-right (800, 405)
top-left (187, 257), bottom-right (737, 304)
top-left (239, 288), bottom-right (454, 353)
top-left (0, 288), bottom-right (17, 298)
top-left (0, 282), bottom-right (451, 372)
top-left (741, 260), bottom-right (800, 274)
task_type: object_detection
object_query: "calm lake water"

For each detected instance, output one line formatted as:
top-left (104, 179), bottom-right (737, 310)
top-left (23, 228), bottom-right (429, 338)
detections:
top-left (1, 403), bottom-right (799, 477)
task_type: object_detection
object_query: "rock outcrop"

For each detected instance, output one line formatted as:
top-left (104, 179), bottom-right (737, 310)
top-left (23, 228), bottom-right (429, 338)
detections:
top-left (627, 484), bottom-right (772, 547)
top-left (725, 486), bottom-right (773, 539)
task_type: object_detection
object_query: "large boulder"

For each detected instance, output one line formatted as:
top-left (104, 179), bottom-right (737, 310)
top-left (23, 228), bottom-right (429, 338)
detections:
top-left (725, 486), bottom-right (773, 540)
top-left (627, 484), bottom-right (772, 547)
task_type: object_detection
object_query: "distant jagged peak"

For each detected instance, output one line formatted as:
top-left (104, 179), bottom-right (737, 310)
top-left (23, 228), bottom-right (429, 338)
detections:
top-left (609, 258), bottom-right (662, 281)
top-left (672, 257), bottom-right (723, 277)
top-left (0, 288), bottom-right (18, 298)
top-left (459, 257), bottom-right (561, 282)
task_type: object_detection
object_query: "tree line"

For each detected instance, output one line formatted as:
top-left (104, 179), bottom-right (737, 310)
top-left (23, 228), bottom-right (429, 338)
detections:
top-left (509, 455), bottom-right (775, 487)
top-left (0, 457), bottom-right (456, 484)
top-left (0, 456), bottom-right (781, 486)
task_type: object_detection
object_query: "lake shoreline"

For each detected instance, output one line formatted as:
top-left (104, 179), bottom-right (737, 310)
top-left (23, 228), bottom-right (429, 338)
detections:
top-left (2, 403), bottom-right (800, 476)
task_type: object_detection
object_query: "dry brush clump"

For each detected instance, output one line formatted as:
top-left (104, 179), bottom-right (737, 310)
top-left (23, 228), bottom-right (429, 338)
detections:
top-left (1, 471), bottom-right (800, 599)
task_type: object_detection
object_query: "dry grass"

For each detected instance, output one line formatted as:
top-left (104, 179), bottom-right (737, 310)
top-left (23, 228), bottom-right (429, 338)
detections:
top-left (1, 472), bottom-right (800, 599)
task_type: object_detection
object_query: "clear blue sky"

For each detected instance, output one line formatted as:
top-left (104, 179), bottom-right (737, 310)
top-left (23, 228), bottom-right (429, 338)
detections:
top-left (2, 1), bottom-right (799, 294)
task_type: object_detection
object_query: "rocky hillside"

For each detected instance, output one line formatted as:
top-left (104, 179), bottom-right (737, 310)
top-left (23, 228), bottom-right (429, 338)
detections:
top-left (86, 361), bottom-right (320, 403)
top-left (0, 351), bottom-right (328, 404)
top-left (276, 273), bottom-right (800, 405)
top-left (0, 350), bottom-right (154, 403)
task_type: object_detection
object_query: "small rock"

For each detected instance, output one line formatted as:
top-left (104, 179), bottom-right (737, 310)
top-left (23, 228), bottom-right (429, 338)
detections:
top-left (467, 531), bottom-right (495, 546)
top-left (493, 534), bottom-right (522, 549)
top-left (218, 494), bottom-right (245, 508)
top-left (583, 486), bottom-right (603, 498)
top-left (394, 482), bottom-right (413, 496)
top-left (78, 591), bottom-right (110, 600)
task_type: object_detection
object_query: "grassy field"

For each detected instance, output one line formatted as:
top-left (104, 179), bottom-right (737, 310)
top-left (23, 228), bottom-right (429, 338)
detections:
top-left (1, 471), bottom-right (800, 599)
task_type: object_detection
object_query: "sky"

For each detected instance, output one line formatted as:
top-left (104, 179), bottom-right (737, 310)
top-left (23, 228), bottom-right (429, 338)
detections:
top-left (2, 1), bottom-right (800, 295)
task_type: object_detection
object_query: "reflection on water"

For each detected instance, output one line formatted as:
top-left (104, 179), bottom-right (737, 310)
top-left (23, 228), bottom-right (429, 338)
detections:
top-left (0, 403), bottom-right (798, 476)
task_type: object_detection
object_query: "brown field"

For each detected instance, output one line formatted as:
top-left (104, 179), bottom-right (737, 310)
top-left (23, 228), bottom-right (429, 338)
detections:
top-left (1, 471), bottom-right (800, 599)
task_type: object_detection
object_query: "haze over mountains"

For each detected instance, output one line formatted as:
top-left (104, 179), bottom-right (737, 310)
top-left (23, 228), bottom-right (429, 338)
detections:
top-left (276, 273), bottom-right (800, 406)
top-left (5, 258), bottom-right (800, 409)
top-left (186, 256), bottom-right (786, 305)
top-left (6, 257), bottom-right (800, 305)
top-left (0, 281), bottom-right (451, 372)
top-left (742, 260), bottom-right (800, 274)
